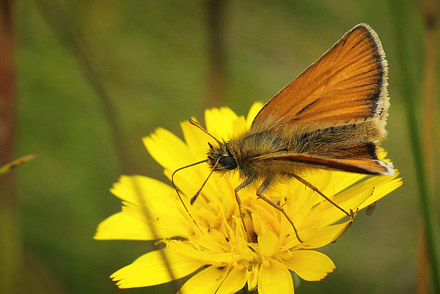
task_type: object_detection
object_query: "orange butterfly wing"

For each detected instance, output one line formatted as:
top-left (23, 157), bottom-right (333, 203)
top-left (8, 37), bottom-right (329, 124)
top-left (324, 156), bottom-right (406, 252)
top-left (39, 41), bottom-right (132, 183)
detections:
top-left (248, 24), bottom-right (393, 175)
top-left (252, 23), bottom-right (389, 132)
top-left (255, 152), bottom-right (394, 176)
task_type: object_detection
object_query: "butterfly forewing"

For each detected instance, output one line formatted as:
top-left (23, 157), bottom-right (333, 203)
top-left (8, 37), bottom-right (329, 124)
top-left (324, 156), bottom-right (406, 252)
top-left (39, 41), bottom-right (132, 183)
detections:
top-left (252, 23), bottom-right (388, 132)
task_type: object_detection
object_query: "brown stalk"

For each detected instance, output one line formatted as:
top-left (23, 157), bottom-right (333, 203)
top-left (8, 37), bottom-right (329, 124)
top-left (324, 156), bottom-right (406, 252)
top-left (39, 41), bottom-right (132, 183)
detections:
top-left (206, 0), bottom-right (228, 107)
top-left (0, 0), bottom-right (16, 209)
top-left (0, 1), bottom-right (18, 293)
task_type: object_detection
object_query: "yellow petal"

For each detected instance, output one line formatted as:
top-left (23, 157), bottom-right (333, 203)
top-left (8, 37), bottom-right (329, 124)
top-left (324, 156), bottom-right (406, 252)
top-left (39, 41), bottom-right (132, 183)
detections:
top-left (112, 177), bottom-right (190, 229)
top-left (181, 119), bottom-right (213, 161)
top-left (98, 177), bottom-right (190, 240)
top-left (329, 170), bottom-right (366, 194)
top-left (252, 203), bottom-right (280, 237)
top-left (179, 266), bottom-right (228, 294)
top-left (358, 172), bottom-right (403, 210)
top-left (246, 102), bottom-right (264, 126)
top-left (143, 128), bottom-right (193, 170)
top-left (310, 172), bottom-right (402, 226)
top-left (216, 267), bottom-right (247, 294)
top-left (284, 222), bottom-right (351, 249)
top-left (231, 115), bottom-right (248, 137)
top-left (305, 185), bottom-right (373, 227)
top-left (111, 176), bottom-right (185, 220)
top-left (129, 202), bottom-right (188, 237)
top-left (258, 259), bottom-right (294, 294)
top-left (168, 240), bottom-right (239, 265)
top-left (338, 173), bottom-right (401, 210)
top-left (259, 230), bottom-right (279, 257)
top-left (111, 248), bottom-right (203, 289)
top-left (205, 107), bottom-right (238, 140)
top-left (94, 211), bottom-right (175, 240)
top-left (303, 221), bottom-right (352, 248)
top-left (284, 250), bottom-right (335, 281)
top-left (246, 263), bottom-right (259, 291)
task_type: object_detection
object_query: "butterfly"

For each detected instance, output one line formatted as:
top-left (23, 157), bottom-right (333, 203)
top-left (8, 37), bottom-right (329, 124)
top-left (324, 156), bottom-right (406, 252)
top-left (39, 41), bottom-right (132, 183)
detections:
top-left (173, 23), bottom-right (394, 242)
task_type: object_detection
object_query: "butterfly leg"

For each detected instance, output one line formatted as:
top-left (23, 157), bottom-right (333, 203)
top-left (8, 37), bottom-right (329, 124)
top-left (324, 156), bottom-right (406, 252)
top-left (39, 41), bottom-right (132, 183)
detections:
top-left (235, 178), bottom-right (254, 232)
top-left (256, 179), bottom-right (303, 243)
top-left (291, 173), bottom-right (355, 220)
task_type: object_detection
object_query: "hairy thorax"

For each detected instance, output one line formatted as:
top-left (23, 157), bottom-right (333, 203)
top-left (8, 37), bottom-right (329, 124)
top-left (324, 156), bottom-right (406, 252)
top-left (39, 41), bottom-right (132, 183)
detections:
top-left (226, 130), bottom-right (296, 180)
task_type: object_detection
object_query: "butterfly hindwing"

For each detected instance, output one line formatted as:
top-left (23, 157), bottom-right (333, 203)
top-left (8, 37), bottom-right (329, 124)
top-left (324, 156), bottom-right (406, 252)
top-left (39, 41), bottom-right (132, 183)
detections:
top-left (255, 152), bottom-right (394, 176)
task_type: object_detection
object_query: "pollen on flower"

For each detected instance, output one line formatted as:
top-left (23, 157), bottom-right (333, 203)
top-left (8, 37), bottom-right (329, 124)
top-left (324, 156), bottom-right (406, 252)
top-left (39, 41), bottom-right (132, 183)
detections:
top-left (95, 103), bottom-right (402, 293)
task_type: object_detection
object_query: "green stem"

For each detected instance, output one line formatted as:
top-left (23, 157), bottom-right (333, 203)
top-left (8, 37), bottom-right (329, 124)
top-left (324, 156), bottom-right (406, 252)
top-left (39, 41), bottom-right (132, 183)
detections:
top-left (388, 1), bottom-right (440, 292)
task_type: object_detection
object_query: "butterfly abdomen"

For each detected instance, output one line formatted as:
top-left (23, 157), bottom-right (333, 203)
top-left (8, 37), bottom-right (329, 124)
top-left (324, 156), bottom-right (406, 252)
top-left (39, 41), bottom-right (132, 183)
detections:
top-left (226, 115), bottom-right (386, 180)
top-left (291, 118), bottom-right (385, 157)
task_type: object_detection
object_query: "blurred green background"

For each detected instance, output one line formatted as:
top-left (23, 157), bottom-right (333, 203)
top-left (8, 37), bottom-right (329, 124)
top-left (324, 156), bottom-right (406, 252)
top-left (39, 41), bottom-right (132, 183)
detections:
top-left (1, 0), bottom-right (439, 293)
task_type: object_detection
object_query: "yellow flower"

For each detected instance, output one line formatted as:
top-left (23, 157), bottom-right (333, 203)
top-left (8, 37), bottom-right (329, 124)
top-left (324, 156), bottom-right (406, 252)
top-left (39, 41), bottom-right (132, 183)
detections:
top-left (95, 103), bottom-right (402, 293)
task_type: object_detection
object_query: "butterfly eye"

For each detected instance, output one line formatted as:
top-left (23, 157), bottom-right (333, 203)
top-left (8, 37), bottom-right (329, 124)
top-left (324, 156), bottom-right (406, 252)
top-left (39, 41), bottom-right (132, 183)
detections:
top-left (219, 156), bottom-right (237, 170)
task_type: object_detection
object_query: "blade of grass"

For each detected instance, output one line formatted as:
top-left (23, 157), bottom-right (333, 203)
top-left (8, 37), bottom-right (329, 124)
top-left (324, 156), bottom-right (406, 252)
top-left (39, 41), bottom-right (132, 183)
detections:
top-left (33, 0), bottom-right (134, 173)
top-left (388, 0), bottom-right (440, 292)
top-left (33, 1), bottom-right (179, 291)
top-left (418, 0), bottom-right (438, 292)
top-left (0, 152), bottom-right (41, 175)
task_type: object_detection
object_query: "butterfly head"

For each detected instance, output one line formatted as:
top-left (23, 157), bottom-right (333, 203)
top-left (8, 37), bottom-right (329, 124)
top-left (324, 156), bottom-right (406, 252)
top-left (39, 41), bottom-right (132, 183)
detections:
top-left (207, 142), bottom-right (238, 172)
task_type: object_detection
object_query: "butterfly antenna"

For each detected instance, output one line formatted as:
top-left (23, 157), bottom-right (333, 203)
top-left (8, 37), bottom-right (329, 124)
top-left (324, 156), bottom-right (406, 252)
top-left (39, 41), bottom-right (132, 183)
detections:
top-left (190, 158), bottom-right (221, 204)
top-left (171, 160), bottom-right (208, 228)
top-left (189, 119), bottom-right (222, 146)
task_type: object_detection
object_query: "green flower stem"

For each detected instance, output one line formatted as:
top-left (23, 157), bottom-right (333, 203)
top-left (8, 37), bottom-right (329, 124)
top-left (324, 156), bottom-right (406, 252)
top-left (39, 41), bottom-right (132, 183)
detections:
top-left (388, 0), bottom-right (440, 292)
